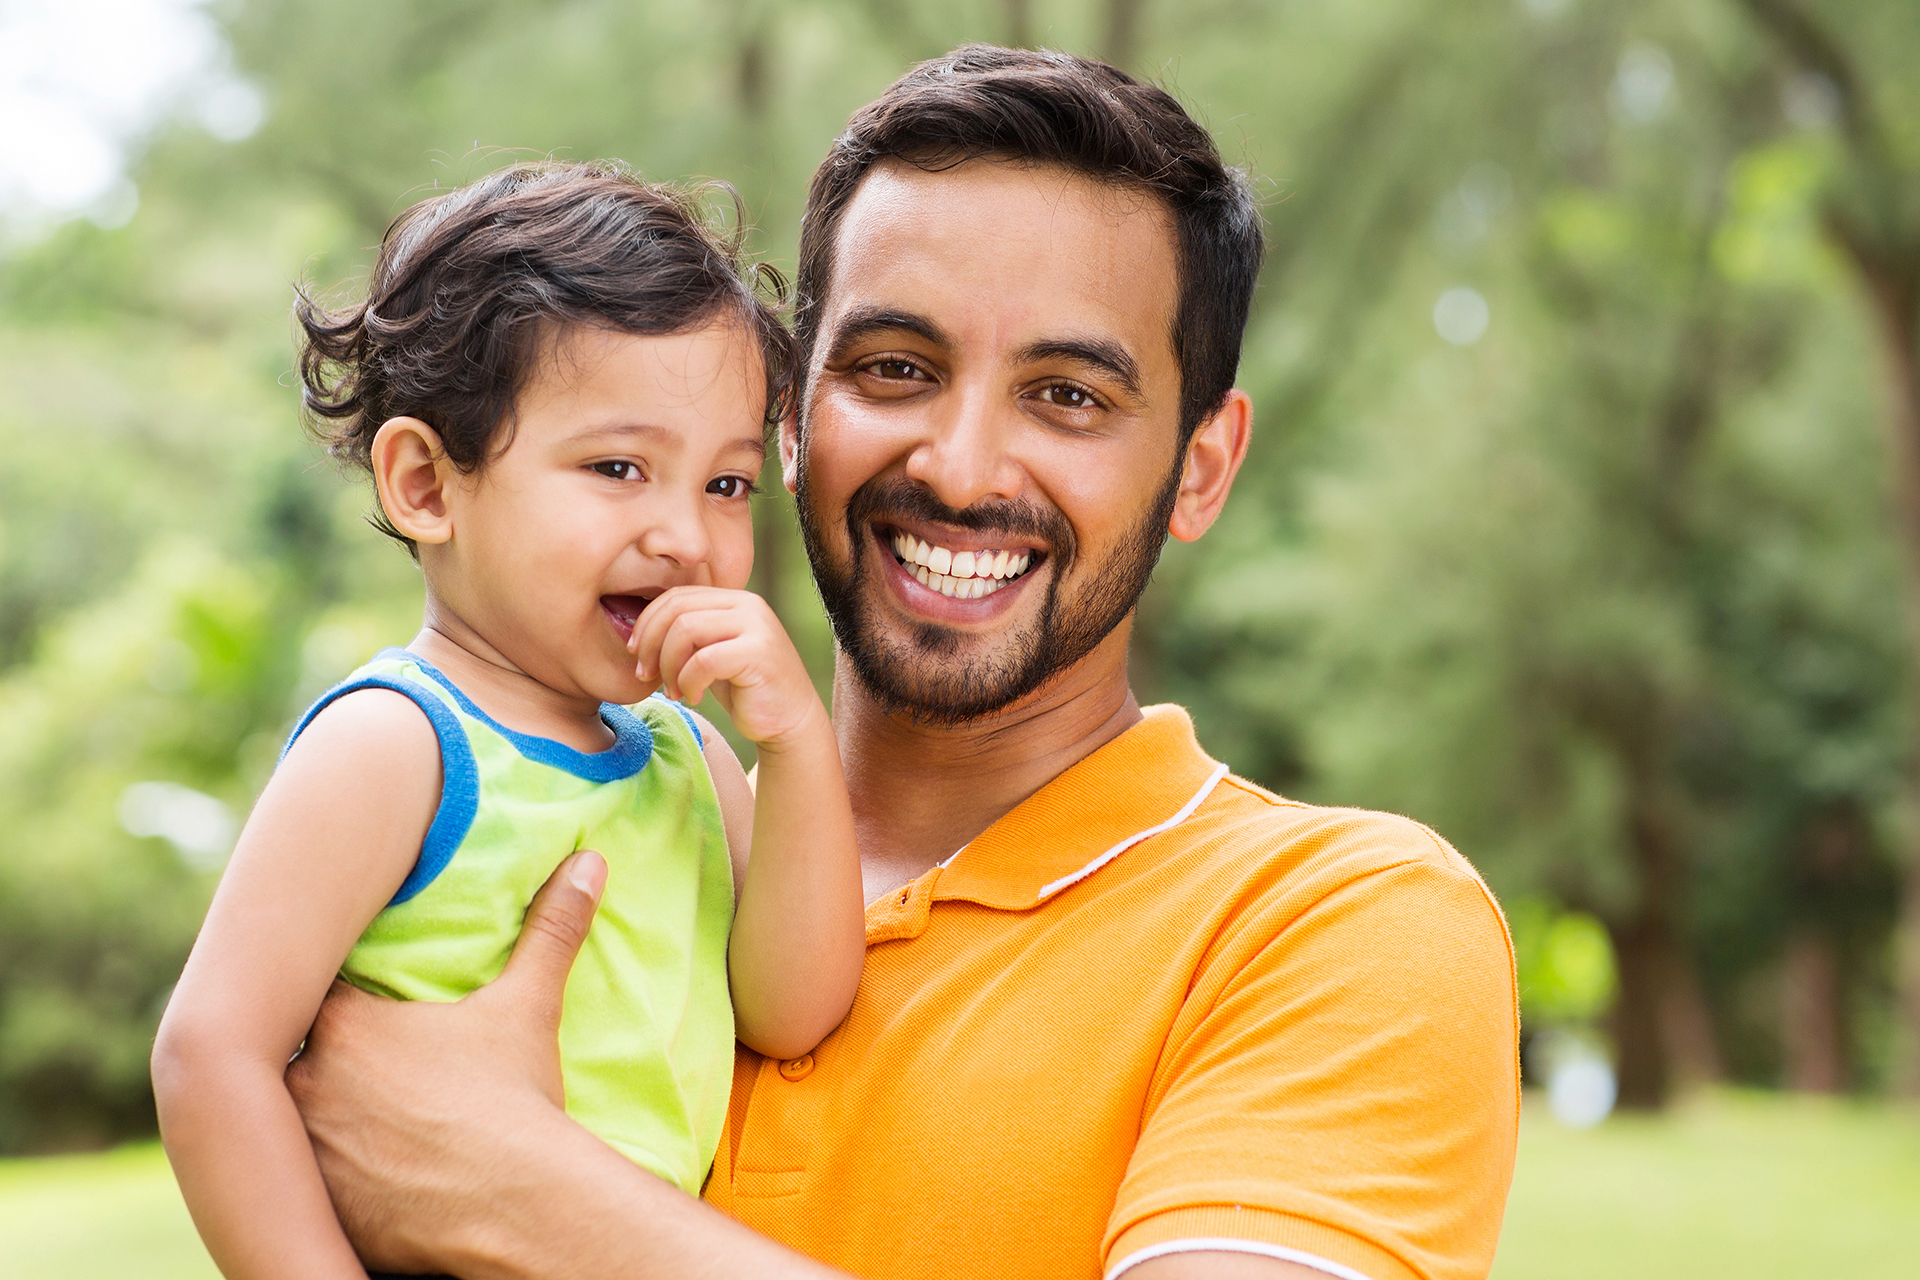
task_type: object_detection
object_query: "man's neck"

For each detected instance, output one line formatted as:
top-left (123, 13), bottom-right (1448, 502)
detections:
top-left (832, 627), bottom-right (1144, 904)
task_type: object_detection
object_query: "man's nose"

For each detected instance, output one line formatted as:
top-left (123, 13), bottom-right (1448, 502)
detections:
top-left (902, 381), bottom-right (1025, 511)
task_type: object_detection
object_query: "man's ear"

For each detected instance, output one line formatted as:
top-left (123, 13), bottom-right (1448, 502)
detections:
top-left (1167, 389), bottom-right (1252, 543)
top-left (370, 417), bottom-right (457, 546)
top-left (778, 407), bottom-right (801, 496)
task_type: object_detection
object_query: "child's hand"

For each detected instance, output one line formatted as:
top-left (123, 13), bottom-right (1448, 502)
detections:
top-left (627, 587), bottom-right (825, 750)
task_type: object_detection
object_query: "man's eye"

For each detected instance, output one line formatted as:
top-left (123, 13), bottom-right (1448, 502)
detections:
top-left (708, 475), bottom-right (757, 499)
top-left (866, 358), bottom-right (924, 381)
top-left (591, 461), bottom-right (640, 480)
top-left (1040, 384), bottom-right (1097, 409)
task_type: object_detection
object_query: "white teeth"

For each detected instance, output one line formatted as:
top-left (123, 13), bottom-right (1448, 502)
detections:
top-left (889, 532), bottom-right (1036, 593)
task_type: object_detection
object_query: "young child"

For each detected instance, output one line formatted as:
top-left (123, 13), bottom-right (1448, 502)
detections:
top-left (151, 162), bottom-right (865, 1280)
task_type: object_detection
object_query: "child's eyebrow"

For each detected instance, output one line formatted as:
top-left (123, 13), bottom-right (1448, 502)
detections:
top-left (572, 423), bottom-right (766, 456)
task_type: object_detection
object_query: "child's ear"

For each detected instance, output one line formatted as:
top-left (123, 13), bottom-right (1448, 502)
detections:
top-left (371, 417), bottom-right (457, 545)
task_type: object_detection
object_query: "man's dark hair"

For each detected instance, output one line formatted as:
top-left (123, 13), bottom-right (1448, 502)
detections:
top-left (794, 44), bottom-right (1264, 443)
top-left (297, 160), bottom-right (792, 550)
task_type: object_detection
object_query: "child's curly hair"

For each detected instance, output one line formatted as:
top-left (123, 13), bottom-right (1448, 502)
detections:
top-left (296, 160), bottom-right (793, 551)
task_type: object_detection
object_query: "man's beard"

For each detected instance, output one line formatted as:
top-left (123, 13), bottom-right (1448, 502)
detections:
top-left (795, 453), bottom-right (1181, 725)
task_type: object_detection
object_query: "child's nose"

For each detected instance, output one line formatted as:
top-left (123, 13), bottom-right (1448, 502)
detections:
top-left (637, 502), bottom-right (712, 568)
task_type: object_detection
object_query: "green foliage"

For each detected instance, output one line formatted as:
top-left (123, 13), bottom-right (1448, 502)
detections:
top-left (2, 0), bottom-right (1918, 1146)
top-left (1511, 899), bottom-right (1619, 1023)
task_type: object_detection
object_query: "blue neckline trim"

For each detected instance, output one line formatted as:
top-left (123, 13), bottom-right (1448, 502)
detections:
top-left (381, 648), bottom-right (653, 783)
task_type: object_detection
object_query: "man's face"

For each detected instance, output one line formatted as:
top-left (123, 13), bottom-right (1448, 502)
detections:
top-left (789, 159), bottom-right (1186, 721)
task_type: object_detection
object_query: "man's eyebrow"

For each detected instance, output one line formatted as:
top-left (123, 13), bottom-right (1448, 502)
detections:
top-left (1014, 337), bottom-right (1143, 401)
top-left (820, 307), bottom-right (951, 364)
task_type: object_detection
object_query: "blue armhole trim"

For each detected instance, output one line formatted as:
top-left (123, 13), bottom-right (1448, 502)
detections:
top-left (658, 696), bottom-right (703, 748)
top-left (282, 675), bottom-right (480, 906)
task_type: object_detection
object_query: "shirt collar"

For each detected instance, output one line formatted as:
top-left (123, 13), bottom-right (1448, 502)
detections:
top-left (930, 704), bottom-right (1230, 912)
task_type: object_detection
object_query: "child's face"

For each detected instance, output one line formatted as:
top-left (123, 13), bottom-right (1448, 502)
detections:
top-left (432, 320), bottom-right (765, 706)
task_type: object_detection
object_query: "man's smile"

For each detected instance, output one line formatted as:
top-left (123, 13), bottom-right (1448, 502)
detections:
top-left (886, 529), bottom-right (1037, 600)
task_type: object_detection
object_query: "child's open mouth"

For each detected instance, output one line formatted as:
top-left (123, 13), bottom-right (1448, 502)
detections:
top-left (600, 594), bottom-right (652, 640)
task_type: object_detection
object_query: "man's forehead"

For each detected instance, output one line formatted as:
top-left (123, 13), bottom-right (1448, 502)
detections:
top-left (823, 158), bottom-right (1180, 351)
top-left (835, 157), bottom-right (1173, 256)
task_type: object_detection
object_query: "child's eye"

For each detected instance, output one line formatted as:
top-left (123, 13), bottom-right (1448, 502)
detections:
top-left (591, 461), bottom-right (641, 481)
top-left (707, 475), bottom-right (758, 499)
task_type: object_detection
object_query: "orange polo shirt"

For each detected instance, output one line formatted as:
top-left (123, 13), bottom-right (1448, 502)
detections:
top-left (705, 705), bottom-right (1518, 1280)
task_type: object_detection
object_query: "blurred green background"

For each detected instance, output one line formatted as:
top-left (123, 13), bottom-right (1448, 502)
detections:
top-left (2, 0), bottom-right (1917, 1274)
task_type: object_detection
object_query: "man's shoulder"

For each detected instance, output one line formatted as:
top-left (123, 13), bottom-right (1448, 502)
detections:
top-left (1163, 765), bottom-right (1499, 922)
top-left (1187, 767), bottom-right (1456, 862)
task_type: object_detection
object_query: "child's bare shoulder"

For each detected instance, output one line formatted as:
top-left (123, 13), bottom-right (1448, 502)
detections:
top-left (279, 686), bottom-right (442, 785)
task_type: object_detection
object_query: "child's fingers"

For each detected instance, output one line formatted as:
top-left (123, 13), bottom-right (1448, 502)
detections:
top-left (628, 587), bottom-right (743, 677)
top-left (627, 589), bottom-right (705, 679)
top-left (670, 636), bottom-right (761, 710)
top-left (654, 606), bottom-right (756, 701)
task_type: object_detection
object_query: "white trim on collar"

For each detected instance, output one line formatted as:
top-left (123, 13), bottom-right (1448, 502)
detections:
top-left (1105, 1237), bottom-right (1376, 1280)
top-left (1034, 762), bottom-right (1231, 902)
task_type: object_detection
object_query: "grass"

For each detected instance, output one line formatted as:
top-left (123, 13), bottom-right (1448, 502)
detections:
top-left (1492, 1090), bottom-right (1920, 1279)
top-left (0, 1142), bottom-right (213, 1280)
top-left (2, 1090), bottom-right (1916, 1279)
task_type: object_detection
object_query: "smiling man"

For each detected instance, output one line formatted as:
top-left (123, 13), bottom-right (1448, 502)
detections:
top-left (287, 46), bottom-right (1519, 1280)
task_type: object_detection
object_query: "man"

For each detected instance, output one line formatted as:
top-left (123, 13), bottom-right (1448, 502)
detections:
top-left (289, 45), bottom-right (1519, 1280)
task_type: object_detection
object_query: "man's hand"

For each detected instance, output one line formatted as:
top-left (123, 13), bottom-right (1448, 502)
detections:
top-left (286, 850), bottom-right (606, 1274)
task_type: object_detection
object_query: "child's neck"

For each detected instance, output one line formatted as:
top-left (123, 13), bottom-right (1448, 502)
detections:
top-left (407, 620), bottom-right (615, 754)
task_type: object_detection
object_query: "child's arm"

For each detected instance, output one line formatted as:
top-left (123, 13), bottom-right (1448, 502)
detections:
top-left (630, 587), bottom-right (864, 1062)
top-left (152, 690), bottom-right (441, 1280)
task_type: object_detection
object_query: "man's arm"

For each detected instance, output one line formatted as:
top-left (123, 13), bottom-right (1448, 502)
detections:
top-left (287, 850), bottom-right (841, 1280)
top-left (288, 852), bottom-right (1319, 1280)
top-left (1101, 818), bottom-right (1520, 1280)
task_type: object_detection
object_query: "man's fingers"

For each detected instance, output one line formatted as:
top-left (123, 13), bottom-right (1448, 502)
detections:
top-left (498, 850), bottom-right (606, 1033)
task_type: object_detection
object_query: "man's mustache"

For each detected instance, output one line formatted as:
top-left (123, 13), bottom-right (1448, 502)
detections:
top-left (844, 477), bottom-right (1075, 561)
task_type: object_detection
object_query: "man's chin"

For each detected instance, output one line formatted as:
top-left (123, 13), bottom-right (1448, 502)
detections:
top-left (834, 605), bottom-right (1057, 724)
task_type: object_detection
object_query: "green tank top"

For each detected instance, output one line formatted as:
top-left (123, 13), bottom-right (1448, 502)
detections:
top-left (284, 649), bottom-right (736, 1193)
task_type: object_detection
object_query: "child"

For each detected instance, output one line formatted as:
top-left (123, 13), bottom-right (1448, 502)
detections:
top-left (151, 162), bottom-right (865, 1280)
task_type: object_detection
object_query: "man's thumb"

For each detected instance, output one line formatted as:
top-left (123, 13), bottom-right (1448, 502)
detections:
top-left (500, 850), bottom-right (606, 1028)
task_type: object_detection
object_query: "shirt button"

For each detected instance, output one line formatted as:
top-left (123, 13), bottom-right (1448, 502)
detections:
top-left (778, 1054), bottom-right (815, 1081)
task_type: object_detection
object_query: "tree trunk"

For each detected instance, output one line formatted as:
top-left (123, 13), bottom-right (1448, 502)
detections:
top-left (730, 4), bottom-right (793, 632)
top-left (1607, 915), bottom-right (1671, 1108)
top-left (1606, 764), bottom-right (1724, 1109)
top-left (1846, 252), bottom-right (1920, 1095)
top-left (1780, 930), bottom-right (1848, 1092)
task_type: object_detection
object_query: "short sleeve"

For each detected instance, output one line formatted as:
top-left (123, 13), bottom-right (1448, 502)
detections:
top-left (1104, 835), bottom-right (1520, 1280)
